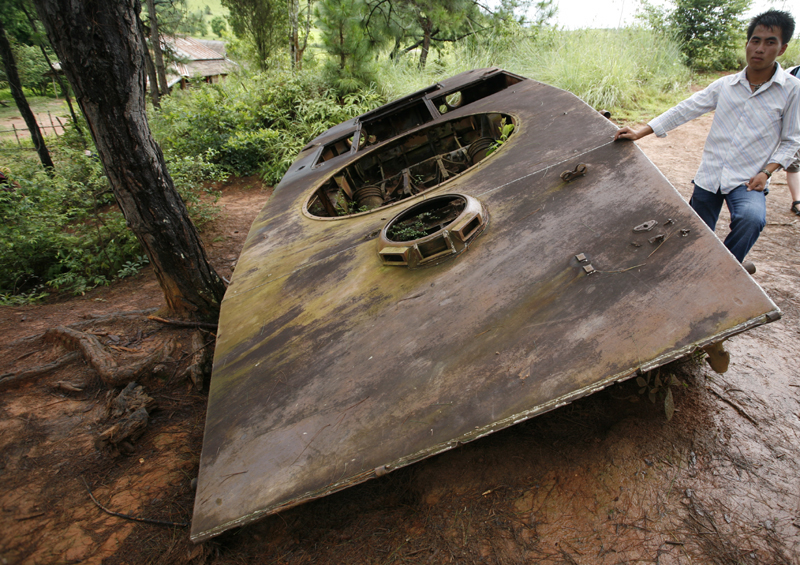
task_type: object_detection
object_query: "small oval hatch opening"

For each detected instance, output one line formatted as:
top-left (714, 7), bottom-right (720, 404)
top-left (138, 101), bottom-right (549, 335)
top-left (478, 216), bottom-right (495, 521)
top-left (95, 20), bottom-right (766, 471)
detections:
top-left (378, 194), bottom-right (488, 269)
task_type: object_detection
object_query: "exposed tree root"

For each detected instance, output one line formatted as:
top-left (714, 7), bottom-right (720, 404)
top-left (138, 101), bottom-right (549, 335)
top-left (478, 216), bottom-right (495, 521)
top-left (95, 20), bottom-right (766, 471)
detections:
top-left (186, 330), bottom-right (214, 390)
top-left (148, 315), bottom-right (217, 330)
top-left (96, 407), bottom-right (150, 453)
top-left (108, 380), bottom-right (156, 418)
top-left (97, 382), bottom-right (157, 453)
top-left (0, 351), bottom-right (82, 391)
top-left (82, 476), bottom-right (188, 528)
top-left (44, 326), bottom-right (175, 387)
top-left (2, 309), bottom-right (159, 352)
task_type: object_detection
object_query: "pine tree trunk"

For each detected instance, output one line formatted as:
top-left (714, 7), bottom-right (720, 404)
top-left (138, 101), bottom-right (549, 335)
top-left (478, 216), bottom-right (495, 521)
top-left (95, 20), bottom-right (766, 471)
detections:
top-left (32, 0), bottom-right (226, 322)
top-left (289, 0), bottom-right (298, 70)
top-left (0, 19), bottom-right (54, 169)
top-left (419, 18), bottom-right (432, 69)
top-left (137, 13), bottom-right (160, 107)
top-left (145, 0), bottom-right (169, 96)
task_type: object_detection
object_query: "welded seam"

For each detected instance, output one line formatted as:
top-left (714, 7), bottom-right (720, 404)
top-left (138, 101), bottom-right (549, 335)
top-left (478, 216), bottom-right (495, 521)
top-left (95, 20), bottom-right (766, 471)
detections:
top-left (476, 139), bottom-right (617, 198)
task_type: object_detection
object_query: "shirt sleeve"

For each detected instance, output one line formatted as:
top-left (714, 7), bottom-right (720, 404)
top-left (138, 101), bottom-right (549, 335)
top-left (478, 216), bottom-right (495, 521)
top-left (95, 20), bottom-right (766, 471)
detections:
top-left (770, 83), bottom-right (800, 168)
top-left (648, 78), bottom-right (723, 138)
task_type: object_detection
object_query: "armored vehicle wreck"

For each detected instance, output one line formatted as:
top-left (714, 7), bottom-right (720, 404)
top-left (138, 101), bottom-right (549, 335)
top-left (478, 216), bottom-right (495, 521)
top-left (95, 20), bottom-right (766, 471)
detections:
top-left (191, 68), bottom-right (779, 541)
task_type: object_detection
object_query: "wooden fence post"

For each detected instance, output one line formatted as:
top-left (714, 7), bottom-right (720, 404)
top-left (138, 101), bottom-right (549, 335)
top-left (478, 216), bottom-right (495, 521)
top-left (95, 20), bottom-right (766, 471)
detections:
top-left (48, 111), bottom-right (58, 137)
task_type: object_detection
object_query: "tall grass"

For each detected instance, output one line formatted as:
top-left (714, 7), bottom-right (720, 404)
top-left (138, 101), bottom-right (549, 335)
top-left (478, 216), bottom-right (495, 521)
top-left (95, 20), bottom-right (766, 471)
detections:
top-left (778, 40), bottom-right (800, 69)
top-left (375, 27), bottom-right (693, 118)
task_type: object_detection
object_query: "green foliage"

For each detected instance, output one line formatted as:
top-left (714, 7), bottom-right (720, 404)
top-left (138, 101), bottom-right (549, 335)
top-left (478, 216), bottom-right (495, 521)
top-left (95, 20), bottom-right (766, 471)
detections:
top-left (0, 145), bottom-right (140, 296)
top-left (150, 0), bottom-right (209, 38)
top-left (638, 0), bottom-right (750, 71)
top-left (634, 369), bottom-right (685, 420)
top-left (388, 210), bottom-right (443, 241)
top-left (149, 70), bottom-right (385, 183)
top-left (778, 39), bottom-right (800, 69)
top-left (375, 26), bottom-right (692, 117)
top-left (162, 151), bottom-right (226, 227)
top-left (486, 119), bottom-right (514, 156)
top-left (222, 0), bottom-right (288, 70)
top-left (0, 120), bottom-right (224, 298)
top-left (8, 38), bottom-right (53, 96)
top-left (211, 16), bottom-right (227, 37)
top-left (316, 0), bottom-right (377, 90)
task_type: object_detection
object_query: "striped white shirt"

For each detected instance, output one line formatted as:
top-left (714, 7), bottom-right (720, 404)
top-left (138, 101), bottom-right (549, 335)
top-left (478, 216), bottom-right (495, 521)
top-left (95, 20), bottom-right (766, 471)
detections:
top-left (648, 65), bottom-right (800, 194)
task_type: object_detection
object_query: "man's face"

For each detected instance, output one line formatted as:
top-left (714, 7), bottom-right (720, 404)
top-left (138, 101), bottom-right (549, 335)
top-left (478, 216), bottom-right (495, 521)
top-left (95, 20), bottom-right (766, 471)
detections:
top-left (746, 25), bottom-right (788, 72)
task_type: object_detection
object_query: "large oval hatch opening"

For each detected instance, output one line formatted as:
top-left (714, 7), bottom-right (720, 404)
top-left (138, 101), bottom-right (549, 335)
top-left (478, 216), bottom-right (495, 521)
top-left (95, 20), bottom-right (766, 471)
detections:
top-left (306, 113), bottom-right (514, 218)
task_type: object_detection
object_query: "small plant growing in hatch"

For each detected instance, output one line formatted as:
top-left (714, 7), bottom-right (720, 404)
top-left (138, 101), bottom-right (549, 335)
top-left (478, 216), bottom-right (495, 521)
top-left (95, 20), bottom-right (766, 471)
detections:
top-left (388, 210), bottom-right (442, 242)
top-left (634, 369), bottom-right (684, 421)
top-left (486, 119), bottom-right (515, 157)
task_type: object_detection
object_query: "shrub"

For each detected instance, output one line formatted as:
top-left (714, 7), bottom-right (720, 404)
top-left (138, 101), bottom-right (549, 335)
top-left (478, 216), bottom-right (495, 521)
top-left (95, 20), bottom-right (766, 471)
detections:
top-left (149, 70), bottom-right (385, 184)
top-left (0, 129), bottom-right (225, 299)
top-left (638, 0), bottom-right (749, 71)
top-left (0, 147), bottom-right (140, 296)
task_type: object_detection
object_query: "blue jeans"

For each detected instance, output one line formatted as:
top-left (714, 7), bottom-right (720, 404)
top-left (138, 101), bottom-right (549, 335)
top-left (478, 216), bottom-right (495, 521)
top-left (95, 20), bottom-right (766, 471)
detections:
top-left (689, 183), bottom-right (766, 263)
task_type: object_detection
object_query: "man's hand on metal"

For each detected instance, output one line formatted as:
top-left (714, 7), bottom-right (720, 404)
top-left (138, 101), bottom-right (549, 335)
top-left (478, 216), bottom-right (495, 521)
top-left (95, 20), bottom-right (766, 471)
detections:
top-left (614, 125), bottom-right (654, 142)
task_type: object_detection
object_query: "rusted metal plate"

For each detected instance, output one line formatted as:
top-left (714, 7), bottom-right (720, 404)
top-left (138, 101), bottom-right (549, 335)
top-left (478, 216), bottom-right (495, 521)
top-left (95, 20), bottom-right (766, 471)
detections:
top-left (191, 68), bottom-right (779, 541)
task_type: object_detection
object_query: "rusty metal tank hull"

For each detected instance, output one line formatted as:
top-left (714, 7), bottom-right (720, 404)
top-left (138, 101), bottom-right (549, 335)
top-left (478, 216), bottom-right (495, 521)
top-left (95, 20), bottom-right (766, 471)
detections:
top-left (191, 68), bottom-right (779, 541)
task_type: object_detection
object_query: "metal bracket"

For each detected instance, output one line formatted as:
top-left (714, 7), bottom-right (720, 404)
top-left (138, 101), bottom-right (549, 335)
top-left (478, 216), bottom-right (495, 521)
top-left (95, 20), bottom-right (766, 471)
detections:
top-left (560, 163), bottom-right (587, 182)
top-left (633, 220), bottom-right (658, 232)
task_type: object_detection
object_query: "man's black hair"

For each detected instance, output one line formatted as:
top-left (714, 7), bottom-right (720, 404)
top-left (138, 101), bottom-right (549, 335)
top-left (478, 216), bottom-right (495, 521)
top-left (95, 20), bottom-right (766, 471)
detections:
top-left (747, 10), bottom-right (795, 44)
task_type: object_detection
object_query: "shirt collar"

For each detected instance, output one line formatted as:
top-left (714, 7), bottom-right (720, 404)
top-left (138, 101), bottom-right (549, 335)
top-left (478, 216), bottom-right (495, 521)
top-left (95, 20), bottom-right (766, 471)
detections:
top-left (736, 63), bottom-right (786, 92)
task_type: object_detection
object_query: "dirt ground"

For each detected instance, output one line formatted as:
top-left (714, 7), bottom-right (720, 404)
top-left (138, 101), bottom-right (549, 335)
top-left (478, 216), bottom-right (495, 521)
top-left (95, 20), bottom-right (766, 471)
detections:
top-left (2, 115), bottom-right (800, 565)
top-left (0, 102), bottom-right (70, 141)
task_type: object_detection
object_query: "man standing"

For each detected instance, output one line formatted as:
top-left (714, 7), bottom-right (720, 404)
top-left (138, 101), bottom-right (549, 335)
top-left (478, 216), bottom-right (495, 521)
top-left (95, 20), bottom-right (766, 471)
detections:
top-left (615, 10), bottom-right (800, 267)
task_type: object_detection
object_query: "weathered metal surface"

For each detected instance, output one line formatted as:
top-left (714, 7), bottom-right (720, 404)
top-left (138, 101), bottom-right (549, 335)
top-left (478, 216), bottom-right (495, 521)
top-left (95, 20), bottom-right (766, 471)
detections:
top-left (191, 68), bottom-right (779, 541)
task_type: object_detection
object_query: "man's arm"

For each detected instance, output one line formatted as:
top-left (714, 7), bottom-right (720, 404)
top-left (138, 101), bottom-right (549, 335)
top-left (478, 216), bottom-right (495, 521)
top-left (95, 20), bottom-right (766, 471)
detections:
top-left (614, 77), bottom-right (724, 142)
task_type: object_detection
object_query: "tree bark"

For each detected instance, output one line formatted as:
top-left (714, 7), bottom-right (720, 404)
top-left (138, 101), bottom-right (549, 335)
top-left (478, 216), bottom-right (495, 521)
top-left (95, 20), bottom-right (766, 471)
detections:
top-left (145, 0), bottom-right (169, 96)
top-left (0, 18), bottom-right (54, 169)
top-left (137, 12), bottom-right (160, 107)
top-left (289, 0), bottom-right (298, 70)
top-left (33, 0), bottom-right (226, 322)
top-left (419, 17), bottom-right (432, 69)
top-left (298, 0), bottom-right (311, 70)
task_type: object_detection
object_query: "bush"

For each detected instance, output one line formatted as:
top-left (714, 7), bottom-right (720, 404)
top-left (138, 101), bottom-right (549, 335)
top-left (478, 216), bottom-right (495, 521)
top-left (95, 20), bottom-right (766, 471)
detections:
top-left (149, 70), bottom-right (385, 183)
top-left (0, 126), bottom-right (225, 299)
top-left (0, 146), bottom-right (140, 297)
top-left (638, 0), bottom-right (749, 71)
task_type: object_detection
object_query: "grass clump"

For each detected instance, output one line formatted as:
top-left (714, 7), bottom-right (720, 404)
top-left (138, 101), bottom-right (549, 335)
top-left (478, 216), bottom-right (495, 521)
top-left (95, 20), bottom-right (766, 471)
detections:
top-left (375, 26), bottom-right (693, 123)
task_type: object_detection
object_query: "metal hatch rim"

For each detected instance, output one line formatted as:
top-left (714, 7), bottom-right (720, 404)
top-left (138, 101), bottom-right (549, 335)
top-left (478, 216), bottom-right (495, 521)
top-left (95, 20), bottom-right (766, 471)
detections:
top-left (300, 111), bottom-right (521, 222)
